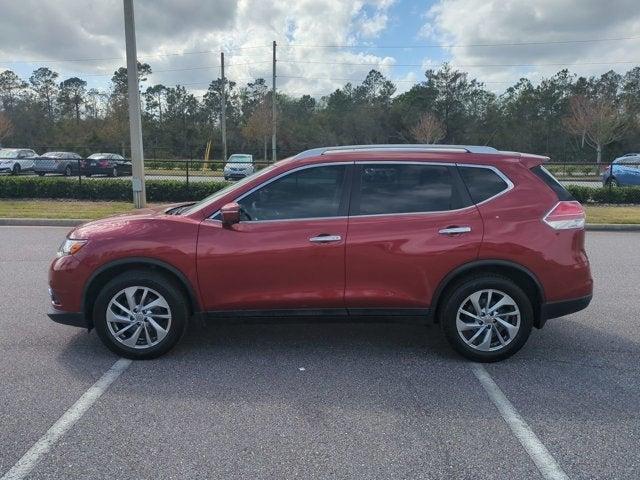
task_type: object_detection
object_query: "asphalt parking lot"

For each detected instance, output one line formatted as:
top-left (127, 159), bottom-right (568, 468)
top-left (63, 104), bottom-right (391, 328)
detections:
top-left (1, 227), bottom-right (638, 479)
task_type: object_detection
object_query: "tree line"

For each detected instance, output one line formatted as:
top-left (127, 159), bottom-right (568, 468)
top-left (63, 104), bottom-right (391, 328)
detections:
top-left (0, 62), bottom-right (638, 162)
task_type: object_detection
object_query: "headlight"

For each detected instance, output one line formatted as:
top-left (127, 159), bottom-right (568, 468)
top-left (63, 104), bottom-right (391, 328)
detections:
top-left (57, 239), bottom-right (87, 257)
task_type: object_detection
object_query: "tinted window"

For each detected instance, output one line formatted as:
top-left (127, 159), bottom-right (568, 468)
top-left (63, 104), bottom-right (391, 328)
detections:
top-left (530, 165), bottom-right (574, 201)
top-left (238, 165), bottom-right (347, 221)
top-left (459, 166), bottom-right (509, 204)
top-left (353, 164), bottom-right (460, 215)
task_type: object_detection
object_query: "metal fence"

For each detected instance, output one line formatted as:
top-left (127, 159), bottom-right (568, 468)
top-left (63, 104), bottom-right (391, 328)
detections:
top-left (2, 149), bottom-right (640, 203)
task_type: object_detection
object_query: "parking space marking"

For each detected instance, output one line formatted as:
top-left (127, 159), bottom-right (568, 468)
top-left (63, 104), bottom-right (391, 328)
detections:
top-left (470, 363), bottom-right (569, 480)
top-left (1, 358), bottom-right (132, 480)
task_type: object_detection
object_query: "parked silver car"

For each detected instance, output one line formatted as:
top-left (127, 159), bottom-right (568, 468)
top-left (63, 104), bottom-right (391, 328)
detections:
top-left (223, 154), bottom-right (254, 180)
top-left (33, 151), bottom-right (83, 176)
top-left (0, 148), bottom-right (38, 175)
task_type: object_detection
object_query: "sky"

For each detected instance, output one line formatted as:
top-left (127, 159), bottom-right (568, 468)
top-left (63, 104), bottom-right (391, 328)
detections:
top-left (0, 0), bottom-right (639, 98)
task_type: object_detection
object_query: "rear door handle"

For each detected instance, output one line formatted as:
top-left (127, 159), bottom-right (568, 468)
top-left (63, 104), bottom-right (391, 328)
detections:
top-left (309, 234), bottom-right (342, 243)
top-left (438, 226), bottom-right (471, 235)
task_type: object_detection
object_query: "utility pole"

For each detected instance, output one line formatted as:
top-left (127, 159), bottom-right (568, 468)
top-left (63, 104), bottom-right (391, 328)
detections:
top-left (123, 0), bottom-right (146, 208)
top-left (271, 40), bottom-right (277, 162)
top-left (220, 52), bottom-right (227, 163)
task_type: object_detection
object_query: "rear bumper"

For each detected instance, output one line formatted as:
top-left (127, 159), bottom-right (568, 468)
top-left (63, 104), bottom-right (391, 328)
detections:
top-left (48, 308), bottom-right (89, 328)
top-left (538, 294), bottom-right (592, 327)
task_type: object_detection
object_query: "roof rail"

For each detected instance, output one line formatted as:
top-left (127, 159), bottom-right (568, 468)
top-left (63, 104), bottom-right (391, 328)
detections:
top-left (293, 144), bottom-right (498, 159)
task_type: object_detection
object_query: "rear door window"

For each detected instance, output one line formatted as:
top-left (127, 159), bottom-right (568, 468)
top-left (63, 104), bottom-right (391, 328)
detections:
top-left (458, 166), bottom-right (510, 204)
top-left (351, 163), bottom-right (466, 216)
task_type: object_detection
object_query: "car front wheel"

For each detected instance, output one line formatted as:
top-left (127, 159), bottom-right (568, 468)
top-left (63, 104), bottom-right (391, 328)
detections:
top-left (440, 274), bottom-right (533, 362)
top-left (11, 164), bottom-right (20, 175)
top-left (93, 270), bottom-right (188, 359)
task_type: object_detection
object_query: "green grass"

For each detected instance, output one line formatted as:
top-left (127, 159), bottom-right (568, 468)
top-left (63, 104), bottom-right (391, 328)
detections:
top-left (0, 200), bottom-right (147, 219)
top-left (584, 206), bottom-right (640, 224)
top-left (1, 200), bottom-right (639, 224)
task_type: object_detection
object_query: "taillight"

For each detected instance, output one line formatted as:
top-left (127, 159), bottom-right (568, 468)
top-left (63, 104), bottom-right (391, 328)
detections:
top-left (543, 201), bottom-right (585, 230)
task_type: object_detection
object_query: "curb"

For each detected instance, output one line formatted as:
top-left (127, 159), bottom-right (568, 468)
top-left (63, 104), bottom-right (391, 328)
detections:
top-left (585, 223), bottom-right (640, 231)
top-left (0, 218), bottom-right (86, 227)
top-left (1, 218), bottom-right (640, 231)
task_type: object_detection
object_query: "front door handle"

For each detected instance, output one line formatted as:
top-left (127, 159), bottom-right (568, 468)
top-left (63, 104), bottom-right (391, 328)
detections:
top-left (309, 234), bottom-right (342, 243)
top-left (438, 226), bottom-right (471, 235)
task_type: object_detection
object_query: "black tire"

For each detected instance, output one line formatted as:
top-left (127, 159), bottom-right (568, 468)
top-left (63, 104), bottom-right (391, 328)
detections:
top-left (37, 172), bottom-right (45, 177)
top-left (440, 274), bottom-right (533, 362)
top-left (608, 178), bottom-right (619, 187)
top-left (64, 165), bottom-right (72, 177)
top-left (11, 164), bottom-right (20, 176)
top-left (86, 173), bottom-right (92, 178)
top-left (93, 270), bottom-right (189, 359)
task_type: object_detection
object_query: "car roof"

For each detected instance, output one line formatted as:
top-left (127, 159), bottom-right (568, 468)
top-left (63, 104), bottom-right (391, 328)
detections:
top-left (289, 144), bottom-right (548, 168)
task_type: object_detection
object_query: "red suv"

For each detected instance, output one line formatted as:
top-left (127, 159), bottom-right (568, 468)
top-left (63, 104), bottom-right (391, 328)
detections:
top-left (48, 145), bottom-right (592, 362)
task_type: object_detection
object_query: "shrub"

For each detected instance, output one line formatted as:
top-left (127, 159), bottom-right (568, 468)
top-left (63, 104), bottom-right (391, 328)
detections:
top-left (0, 176), bottom-right (229, 202)
top-left (565, 185), bottom-right (592, 203)
top-left (565, 184), bottom-right (640, 204)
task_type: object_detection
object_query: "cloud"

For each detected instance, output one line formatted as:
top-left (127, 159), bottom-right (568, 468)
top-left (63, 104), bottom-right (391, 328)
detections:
top-left (421, 0), bottom-right (640, 90)
top-left (0, 0), bottom-right (399, 96)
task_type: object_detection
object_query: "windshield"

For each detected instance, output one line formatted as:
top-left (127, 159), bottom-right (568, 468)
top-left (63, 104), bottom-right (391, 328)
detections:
top-left (181, 164), bottom-right (278, 216)
top-left (88, 153), bottom-right (109, 159)
top-left (0, 149), bottom-right (19, 158)
top-left (227, 154), bottom-right (252, 164)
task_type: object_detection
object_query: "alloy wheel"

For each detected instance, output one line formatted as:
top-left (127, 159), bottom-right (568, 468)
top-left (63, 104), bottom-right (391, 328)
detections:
top-left (106, 286), bottom-right (172, 349)
top-left (456, 289), bottom-right (521, 352)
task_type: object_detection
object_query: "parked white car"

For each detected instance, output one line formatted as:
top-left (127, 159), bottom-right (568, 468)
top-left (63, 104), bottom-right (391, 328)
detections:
top-left (223, 154), bottom-right (255, 180)
top-left (0, 148), bottom-right (39, 175)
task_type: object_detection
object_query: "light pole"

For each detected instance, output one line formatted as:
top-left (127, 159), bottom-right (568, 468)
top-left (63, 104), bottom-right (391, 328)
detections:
top-left (123, 0), bottom-right (146, 208)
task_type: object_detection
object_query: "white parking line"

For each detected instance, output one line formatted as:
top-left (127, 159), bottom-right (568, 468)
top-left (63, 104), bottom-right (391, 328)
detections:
top-left (470, 363), bottom-right (569, 480)
top-left (1, 358), bottom-right (132, 480)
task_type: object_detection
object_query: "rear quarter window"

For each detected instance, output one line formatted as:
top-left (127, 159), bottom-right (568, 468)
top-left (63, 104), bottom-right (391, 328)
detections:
top-left (530, 165), bottom-right (574, 201)
top-left (458, 166), bottom-right (510, 204)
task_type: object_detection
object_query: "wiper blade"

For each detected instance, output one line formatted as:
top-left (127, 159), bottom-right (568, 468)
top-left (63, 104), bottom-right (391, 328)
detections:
top-left (166, 203), bottom-right (195, 215)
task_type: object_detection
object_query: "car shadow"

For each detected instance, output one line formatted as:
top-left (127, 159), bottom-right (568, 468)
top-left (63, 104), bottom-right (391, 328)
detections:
top-left (54, 314), bottom-right (640, 402)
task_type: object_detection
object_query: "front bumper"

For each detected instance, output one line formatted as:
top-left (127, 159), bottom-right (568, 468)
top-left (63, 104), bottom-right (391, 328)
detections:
top-left (48, 307), bottom-right (89, 328)
top-left (224, 172), bottom-right (251, 179)
top-left (538, 294), bottom-right (592, 328)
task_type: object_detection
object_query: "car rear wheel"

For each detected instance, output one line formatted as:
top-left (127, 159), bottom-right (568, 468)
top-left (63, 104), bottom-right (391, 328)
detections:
top-left (11, 164), bottom-right (20, 175)
top-left (93, 270), bottom-right (188, 359)
top-left (64, 165), bottom-right (72, 176)
top-left (440, 274), bottom-right (533, 362)
top-left (111, 167), bottom-right (118, 177)
top-left (607, 178), bottom-right (619, 187)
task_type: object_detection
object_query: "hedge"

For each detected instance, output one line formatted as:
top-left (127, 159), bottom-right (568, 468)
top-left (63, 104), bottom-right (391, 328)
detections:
top-left (1, 176), bottom-right (639, 205)
top-left (565, 184), bottom-right (640, 204)
top-left (0, 176), bottom-right (229, 202)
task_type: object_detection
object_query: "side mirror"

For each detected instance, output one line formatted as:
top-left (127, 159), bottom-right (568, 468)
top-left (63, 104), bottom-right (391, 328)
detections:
top-left (220, 202), bottom-right (241, 227)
